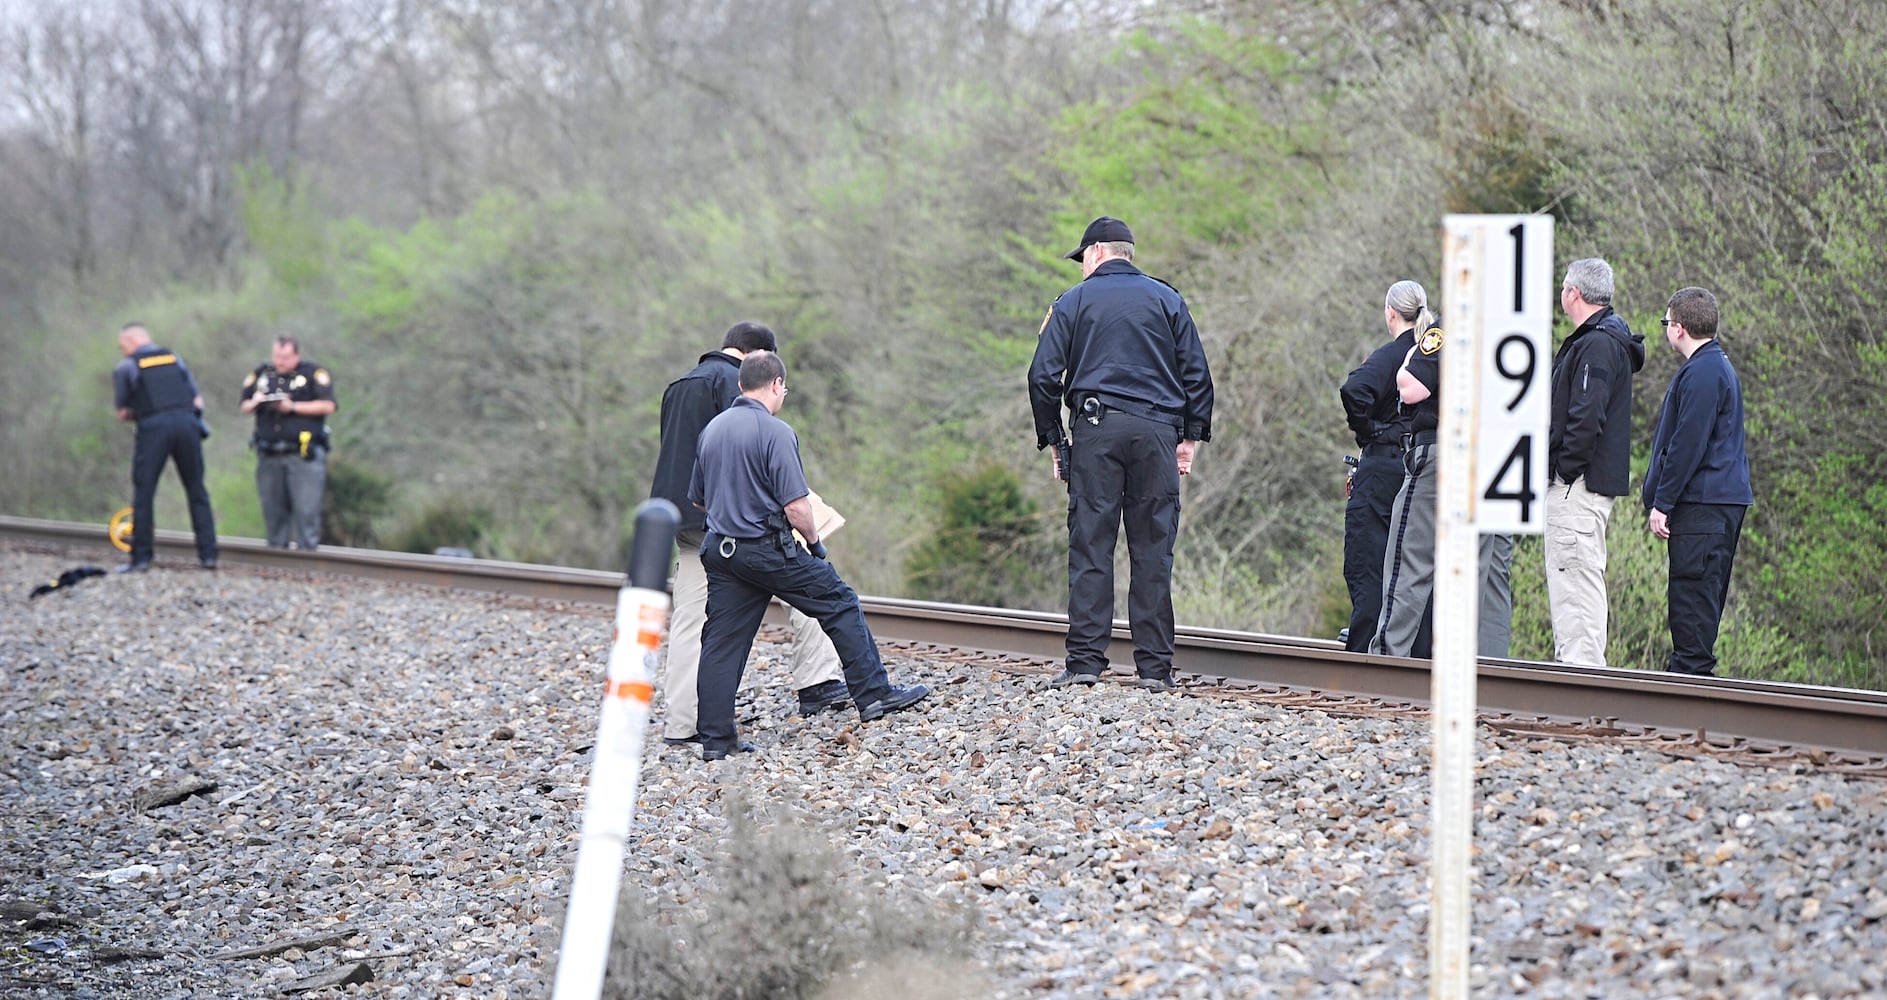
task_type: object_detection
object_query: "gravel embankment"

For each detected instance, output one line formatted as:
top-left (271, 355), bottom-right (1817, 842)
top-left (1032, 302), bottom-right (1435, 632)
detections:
top-left (3, 545), bottom-right (1885, 998)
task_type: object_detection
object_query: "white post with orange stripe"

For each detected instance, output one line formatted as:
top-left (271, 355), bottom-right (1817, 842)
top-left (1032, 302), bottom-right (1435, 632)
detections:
top-left (553, 500), bottom-right (679, 1000)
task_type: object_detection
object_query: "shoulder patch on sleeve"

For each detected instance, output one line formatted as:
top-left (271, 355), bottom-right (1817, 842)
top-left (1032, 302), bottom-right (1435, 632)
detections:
top-left (242, 372), bottom-right (257, 388)
top-left (1419, 326), bottom-right (1444, 355)
top-left (313, 368), bottom-right (331, 386)
top-left (1038, 306), bottom-right (1054, 336)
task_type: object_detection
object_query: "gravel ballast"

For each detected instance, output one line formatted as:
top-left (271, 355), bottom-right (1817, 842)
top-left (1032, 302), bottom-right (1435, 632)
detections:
top-left (3, 545), bottom-right (1884, 998)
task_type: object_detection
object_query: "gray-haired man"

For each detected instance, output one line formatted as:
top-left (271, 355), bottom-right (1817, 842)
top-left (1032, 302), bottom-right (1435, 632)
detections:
top-left (1546, 259), bottom-right (1645, 665)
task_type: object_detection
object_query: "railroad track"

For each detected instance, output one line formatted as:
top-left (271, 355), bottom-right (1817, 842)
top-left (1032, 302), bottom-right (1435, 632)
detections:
top-left (6, 513), bottom-right (1884, 774)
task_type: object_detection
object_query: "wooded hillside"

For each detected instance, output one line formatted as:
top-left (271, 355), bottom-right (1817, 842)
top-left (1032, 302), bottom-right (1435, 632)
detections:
top-left (3, 0), bottom-right (1881, 688)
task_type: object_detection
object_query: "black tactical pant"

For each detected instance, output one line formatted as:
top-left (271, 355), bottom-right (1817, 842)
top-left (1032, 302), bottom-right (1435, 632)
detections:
top-left (1342, 451), bottom-right (1404, 651)
top-left (696, 531), bottom-right (897, 754)
top-left (1065, 408), bottom-right (1181, 680)
top-left (129, 409), bottom-right (218, 565)
top-left (1665, 503), bottom-right (1746, 676)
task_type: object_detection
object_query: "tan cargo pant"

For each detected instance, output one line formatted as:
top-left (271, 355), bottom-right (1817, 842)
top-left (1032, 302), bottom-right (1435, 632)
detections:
top-left (1545, 475), bottom-right (1615, 666)
top-left (662, 528), bottom-right (844, 740)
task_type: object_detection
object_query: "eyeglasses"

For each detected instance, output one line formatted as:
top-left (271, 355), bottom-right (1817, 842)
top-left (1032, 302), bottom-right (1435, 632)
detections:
top-left (1659, 318), bottom-right (1676, 328)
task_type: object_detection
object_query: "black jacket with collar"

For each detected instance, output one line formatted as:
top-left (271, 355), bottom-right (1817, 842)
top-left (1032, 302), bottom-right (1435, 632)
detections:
top-left (1028, 257), bottom-right (1214, 447)
top-left (1548, 306), bottom-right (1646, 496)
top-left (649, 351), bottom-right (743, 533)
top-left (1340, 326), bottom-right (1418, 449)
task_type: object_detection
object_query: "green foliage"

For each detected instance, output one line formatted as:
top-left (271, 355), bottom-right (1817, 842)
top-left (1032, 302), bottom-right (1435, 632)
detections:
top-left (1506, 537), bottom-right (1551, 662)
top-left (1049, 18), bottom-right (1323, 267)
top-left (1310, 546), bottom-right (1354, 642)
top-left (321, 458), bottom-right (394, 548)
top-left (237, 161), bottom-right (327, 295)
top-left (905, 463), bottom-right (1054, 607)
top-left (1596, 494), bottom-right (1682, 673)
top-left (1443, 91), bottom-right (1576, 223)
top-left (205, 462), bottom-right (265, 542)
top-left (604, 801), bottom-right (980, 1000)
top-left (1746, 455), bottom-right (1887, 687)
top-left (387, 502), bottom-right (491, 557)
top-left (333, 191), bottom-right (533, 332)
top-left (1173, 535), bottom-right (1332, 635)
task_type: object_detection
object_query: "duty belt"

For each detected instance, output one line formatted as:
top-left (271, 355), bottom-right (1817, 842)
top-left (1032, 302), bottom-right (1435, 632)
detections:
top-left (705, 529), bottom-right (767, 558)
top-left (1362, 442), bottom-right (1403, 457)
top-left (1402, 430), bottom-right (1439, 450)
top-left (137, 404), bottom-right (195, 419)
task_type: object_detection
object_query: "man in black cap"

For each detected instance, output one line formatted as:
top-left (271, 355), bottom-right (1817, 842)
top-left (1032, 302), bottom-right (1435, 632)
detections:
top-left (1027, 216), bottom-right (1215, 691)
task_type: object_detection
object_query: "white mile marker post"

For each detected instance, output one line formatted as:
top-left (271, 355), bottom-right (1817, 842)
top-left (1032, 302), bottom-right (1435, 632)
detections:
top-left (552, 499), bottom-right (681, 1000)
top-left (1432, 215), bottom-right (1551, 998)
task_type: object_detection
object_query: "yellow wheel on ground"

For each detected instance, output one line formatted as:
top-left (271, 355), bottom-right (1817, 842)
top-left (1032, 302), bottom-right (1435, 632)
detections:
top-left (109, 506), bottom-right (135, 553)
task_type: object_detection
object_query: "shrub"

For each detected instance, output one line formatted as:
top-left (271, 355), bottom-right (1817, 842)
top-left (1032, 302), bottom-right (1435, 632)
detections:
top-left (320, 457), bottom-right (394, 548)
top-left (603, 801), bottom-right (981, 1000)
top-left (905, 463), bottom-right (1055, 608)
top-left (386, 501), bottom-right (491, 556)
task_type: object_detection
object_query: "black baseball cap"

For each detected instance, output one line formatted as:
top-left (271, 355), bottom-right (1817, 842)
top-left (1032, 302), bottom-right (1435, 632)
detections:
top-left (1065, 216), bottom-right (1135, 261)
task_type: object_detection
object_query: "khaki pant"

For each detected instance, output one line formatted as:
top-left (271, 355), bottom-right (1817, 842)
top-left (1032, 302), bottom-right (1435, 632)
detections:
top-left (1545, 475), bottom-right (1615, 666)
top-left (662, 528), bottom-right (844, 740)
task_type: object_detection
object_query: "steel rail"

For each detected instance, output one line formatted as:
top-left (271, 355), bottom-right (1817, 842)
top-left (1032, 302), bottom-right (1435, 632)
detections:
top-left (6, 514), bottom-right (1884, 759)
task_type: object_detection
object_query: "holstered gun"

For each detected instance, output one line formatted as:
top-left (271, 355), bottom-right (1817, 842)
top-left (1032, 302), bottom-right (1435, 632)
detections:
top-left (761, 512), bottom-right (799, 552)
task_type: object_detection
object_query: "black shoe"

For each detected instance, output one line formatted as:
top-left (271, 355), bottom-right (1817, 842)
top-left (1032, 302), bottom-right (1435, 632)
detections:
top-left (857, 684), bottom-right (929, 722)
top-left (200, 558), bottom-right (218, 570)
top-left (1136, 675), bottom-right (1177, 693)
top-left (701, 740), bottom-right (757, 762)
top-left (114, 562), bottom-right (151, 575)
top-left (1048, 669), bottom-right (1100, 689)
top-left (662, 734), bottom-right (702, 747)
top-left (796, 680), bottom-right (850, 717)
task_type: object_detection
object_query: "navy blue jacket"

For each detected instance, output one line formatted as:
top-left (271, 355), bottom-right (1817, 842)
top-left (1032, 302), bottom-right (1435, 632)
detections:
top-left (1642, 340), bottom-right (1753, 512)
top-left (649, 351), bottom-right (742, 533)
top-left (1548, 307), bottom-right (1645, 496)
top-left (1028, 258), bottom-right (1214, 447)
top-left (1341, 327), bottom-right (1418, 449)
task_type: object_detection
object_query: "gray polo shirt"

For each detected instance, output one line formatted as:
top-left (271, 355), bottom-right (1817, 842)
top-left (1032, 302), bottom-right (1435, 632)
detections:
top-left (688, 396), bottom-right (810, 539)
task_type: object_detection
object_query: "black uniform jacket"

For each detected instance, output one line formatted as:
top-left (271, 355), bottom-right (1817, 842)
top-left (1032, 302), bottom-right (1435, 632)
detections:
top-left (1028, 258), bottom-right (1214, 448)
top-left (1341, 327), bottom-right (1419, 449)
top-left (1402, 325), bottom-right (1444, 435)
top-left (1548, 307), bottom-right (1645, 496)
top-left (242, 360), bottom-right (335, 447)
top-left (649, 351), bottom-right (742, 534)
